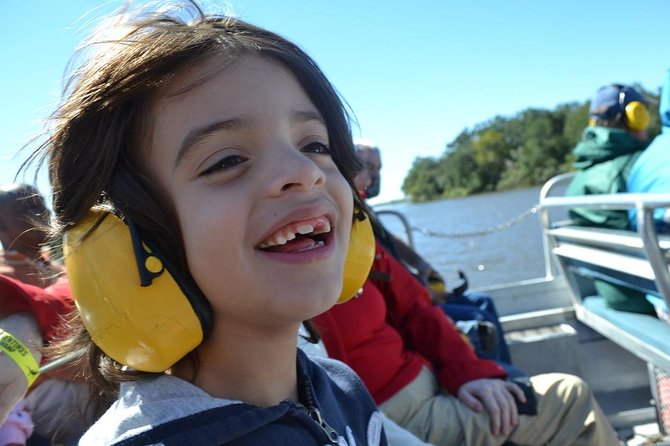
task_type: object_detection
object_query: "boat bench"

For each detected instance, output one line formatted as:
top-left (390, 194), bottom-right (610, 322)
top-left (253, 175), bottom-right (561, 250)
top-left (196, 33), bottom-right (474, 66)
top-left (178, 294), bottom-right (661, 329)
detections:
top-left (546, 225), bottom-right (670, 375)
top-left (538, 177), bottom-right (670, 431)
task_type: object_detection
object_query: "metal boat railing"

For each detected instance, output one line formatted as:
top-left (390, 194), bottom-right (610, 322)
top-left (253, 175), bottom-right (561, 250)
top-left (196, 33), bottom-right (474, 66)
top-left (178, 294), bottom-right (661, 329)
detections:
top-left (375, 209), bottom-right (416, 249)
top-left (538, 172), bottom-right (576, 279)
top-left (539, 176), bottom-right (670, 314)
top-left (374, 176), bottom-right (670, 312)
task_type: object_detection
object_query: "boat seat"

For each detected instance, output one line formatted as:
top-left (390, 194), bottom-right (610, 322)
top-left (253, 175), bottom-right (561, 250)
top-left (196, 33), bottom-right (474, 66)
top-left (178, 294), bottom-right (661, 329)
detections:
top-left (547, 225), bottom-right (670, 259)
top-left (579, 296), bottom-right (670, 372)
top-left (548, 225), bottom-right (670, 298)
top-left (554, 243), bottom-right (660, 296)
top-left (539, 179), bottom-right (670, 431)
top-left (547, 224), bottom-right (670, 370)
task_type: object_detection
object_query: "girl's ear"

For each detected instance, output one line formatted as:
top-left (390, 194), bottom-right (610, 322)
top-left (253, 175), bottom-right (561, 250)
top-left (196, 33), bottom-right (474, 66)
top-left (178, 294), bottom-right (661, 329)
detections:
top-left (337, 209), bottom-right (375, 304)
top-left (63, 210), bottom-right (206, 372)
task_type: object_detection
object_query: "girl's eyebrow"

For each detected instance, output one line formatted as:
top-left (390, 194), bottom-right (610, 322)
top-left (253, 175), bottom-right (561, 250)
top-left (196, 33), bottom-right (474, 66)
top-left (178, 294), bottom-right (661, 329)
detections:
top-left (290, 109), bottom-right (325, 126)
top-left (174, 117), bottom-right (251, 169)
top-left (173, 109), bottom-right (326, 170)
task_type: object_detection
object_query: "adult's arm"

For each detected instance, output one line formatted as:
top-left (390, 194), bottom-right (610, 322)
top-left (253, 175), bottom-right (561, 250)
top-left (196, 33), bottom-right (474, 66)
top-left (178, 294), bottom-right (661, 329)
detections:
top-left (0, 313), bottom-right (41, 426)
top-left (0, 275), bottom-right (74, 343)
top-left (371, 246), bottom-right (506, 395)
top-left (0, 275), bottom-right (80, 383)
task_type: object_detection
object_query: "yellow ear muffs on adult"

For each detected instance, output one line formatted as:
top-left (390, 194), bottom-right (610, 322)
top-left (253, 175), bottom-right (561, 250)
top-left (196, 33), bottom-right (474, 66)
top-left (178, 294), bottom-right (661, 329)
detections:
top-left (625, 101), bottom-right (650, 132)
top-left (63, 210), bottom-right (203, 372)
top-left (337, 211), bottom-right (375, 304)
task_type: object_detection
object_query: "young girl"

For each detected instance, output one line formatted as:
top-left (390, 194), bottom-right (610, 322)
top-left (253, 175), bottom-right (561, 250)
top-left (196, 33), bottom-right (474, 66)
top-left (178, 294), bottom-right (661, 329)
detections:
top-left (32, 1), bottom-right (387, 444)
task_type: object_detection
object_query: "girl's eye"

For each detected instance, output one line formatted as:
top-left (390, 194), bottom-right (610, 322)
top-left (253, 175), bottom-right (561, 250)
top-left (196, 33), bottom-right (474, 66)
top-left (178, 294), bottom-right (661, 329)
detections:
top-left (200, 154), bottom-right (248, 176)
top-left (302, 142), bottom-right (331, 155)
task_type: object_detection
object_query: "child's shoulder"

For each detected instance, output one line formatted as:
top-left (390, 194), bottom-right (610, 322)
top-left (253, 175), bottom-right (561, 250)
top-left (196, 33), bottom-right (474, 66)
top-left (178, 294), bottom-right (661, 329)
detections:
top-left (79, 374), bottom-right (241, 445)
top-left (81, 356), bottom-right (386, 446)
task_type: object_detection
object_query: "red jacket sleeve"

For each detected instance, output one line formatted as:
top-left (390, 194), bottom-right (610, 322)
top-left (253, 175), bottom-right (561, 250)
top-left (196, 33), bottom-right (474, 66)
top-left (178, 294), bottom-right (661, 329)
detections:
top-left (371, 246), bottom-right (507, 395)
top-left (0, 274), bottom-right (74, 342)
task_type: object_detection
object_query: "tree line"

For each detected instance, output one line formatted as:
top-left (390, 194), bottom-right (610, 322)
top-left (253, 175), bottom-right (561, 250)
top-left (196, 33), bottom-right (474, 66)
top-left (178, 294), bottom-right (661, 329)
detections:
top-left (401, 85), bottom-right (662, 202)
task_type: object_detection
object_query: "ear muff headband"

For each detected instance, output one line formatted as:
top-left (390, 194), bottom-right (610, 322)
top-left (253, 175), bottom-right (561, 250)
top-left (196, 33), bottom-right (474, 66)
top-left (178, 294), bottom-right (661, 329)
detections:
top-left (63, 210), bottom-right (205, 372)
top-left (338, 210), bottom-right (375, 303)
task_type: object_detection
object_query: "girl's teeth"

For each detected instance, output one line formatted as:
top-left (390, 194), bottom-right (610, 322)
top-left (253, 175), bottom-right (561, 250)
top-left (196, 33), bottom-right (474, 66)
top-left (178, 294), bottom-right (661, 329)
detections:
top-left (317, 221), bottom-right (331, 234)
top-left (258, 232), bottom-right (295, 249)
top-left (259, 219), bottom-right (330, 249)
top-left (297, 224), bottom-right (314, 235)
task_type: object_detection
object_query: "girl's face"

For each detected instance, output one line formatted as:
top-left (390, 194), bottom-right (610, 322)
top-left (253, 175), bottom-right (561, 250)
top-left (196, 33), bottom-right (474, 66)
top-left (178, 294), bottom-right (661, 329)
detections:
top-left (145, 56), bottom-right (353, 331)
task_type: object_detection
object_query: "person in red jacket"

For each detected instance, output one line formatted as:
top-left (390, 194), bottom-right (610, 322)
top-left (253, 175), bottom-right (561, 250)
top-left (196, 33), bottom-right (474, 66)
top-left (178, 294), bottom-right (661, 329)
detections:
top-left (313, 244), bottom-right (619, 445)
top-left (353, 143), bottom-right (512, 364)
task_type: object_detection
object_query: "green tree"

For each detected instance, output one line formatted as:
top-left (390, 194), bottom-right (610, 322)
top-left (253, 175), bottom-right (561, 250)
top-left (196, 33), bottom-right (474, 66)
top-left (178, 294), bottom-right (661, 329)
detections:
top-left (402, 85), bottom-right (663, 203)
top-left (401, 157), bottom-right (443, 202)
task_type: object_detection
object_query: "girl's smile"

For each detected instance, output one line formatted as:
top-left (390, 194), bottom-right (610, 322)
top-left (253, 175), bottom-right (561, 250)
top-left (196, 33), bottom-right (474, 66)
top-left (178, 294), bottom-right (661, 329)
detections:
top-left (257, 212), bottom-right (332, 251)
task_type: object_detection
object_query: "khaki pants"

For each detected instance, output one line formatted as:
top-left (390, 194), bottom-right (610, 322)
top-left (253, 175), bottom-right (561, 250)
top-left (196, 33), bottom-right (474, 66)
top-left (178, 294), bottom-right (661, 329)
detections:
top-left (379, 367), bottom-right (619, 446)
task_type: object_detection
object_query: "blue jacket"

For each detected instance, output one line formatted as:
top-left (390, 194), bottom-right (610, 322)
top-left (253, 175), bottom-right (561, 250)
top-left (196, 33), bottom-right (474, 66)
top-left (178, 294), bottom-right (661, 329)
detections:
top-left (80, 350), bottom-right (387, 446)
top-left (628, 69), bottom-right (670, 232)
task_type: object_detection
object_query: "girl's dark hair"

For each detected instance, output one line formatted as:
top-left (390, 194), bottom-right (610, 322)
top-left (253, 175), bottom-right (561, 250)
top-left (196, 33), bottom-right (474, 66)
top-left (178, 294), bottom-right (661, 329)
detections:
top-left (31, 0), bottom-right (365, 394)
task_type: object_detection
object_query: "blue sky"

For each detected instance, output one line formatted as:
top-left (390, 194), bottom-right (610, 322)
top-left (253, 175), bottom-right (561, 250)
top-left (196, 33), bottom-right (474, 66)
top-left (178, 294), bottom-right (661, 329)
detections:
top-left (1, 0), bottom-right (668, 205)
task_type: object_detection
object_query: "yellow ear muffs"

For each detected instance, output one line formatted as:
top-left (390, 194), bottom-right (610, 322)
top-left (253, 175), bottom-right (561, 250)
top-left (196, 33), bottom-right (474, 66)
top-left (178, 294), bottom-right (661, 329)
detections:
top-left (63, 209), bottom-right (208, 372)
top-left (337, 210), bottom-right (375, 303)
top-left (624, 101), bottom-right (650, 132)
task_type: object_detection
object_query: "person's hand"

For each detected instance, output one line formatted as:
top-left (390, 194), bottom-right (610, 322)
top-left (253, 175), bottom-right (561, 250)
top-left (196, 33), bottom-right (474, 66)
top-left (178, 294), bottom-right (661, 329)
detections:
top-left (0, 313), bottom-right (42, 426)
top-left (457, 378), bottom-right (526, 437)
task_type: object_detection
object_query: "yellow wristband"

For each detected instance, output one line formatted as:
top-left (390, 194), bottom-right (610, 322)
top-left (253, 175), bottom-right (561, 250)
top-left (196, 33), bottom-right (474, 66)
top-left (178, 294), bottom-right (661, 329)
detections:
top-left (0, 328), bottom-right (40, 387)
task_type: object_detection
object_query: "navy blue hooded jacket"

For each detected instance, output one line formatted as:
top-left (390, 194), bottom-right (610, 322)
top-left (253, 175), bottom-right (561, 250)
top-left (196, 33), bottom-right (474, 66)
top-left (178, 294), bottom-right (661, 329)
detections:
top-left (80, 350), bottom-right (387, 446)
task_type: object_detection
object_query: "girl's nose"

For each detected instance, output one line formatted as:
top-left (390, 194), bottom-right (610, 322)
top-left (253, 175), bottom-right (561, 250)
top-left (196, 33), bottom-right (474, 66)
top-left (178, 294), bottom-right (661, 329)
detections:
top-left (266, 148), bottom-right (326, 196)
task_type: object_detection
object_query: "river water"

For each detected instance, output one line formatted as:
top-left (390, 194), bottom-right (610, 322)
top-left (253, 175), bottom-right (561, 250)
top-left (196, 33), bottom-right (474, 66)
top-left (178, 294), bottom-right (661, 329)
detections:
top-left (373, 186), bottom-right (552, 290)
